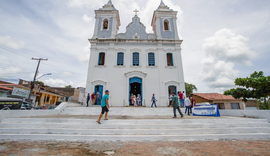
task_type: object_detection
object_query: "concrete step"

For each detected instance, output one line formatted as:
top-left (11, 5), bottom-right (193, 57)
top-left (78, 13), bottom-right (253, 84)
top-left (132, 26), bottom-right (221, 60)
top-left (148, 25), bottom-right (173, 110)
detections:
top-left (1, 122), bottom-right (269, 129)
top-left (1, 127), bottom-right (270, 135)
top-left (1, 118), bottom-right (268, 124)
top-left (1, 133), bottom-right (270, 141)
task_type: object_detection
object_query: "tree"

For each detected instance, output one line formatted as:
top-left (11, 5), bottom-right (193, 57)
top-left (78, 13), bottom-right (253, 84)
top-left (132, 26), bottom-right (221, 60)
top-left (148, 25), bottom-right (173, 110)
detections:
top-left (65, 85), bottom-right (72, 88)
top-left (185, 82), bottom-right (197, 96)
top-left (35, 81), bottom-right (44, 86)
top-left (224, 71), bottom-right (270, 109)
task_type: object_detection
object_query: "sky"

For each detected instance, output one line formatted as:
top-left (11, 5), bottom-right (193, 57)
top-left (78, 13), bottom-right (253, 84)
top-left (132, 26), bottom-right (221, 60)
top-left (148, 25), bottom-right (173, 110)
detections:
top-left (0, 0), bottom-right (269, 93)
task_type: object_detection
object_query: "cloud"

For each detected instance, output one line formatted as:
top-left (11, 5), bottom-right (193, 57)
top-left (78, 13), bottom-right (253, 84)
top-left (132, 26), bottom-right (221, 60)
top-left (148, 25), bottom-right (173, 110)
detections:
top-left (0, 67), bottom-right (23, 78)
top-left (83, 14), bottom-right (92, 23)
top-left (0, 36), bottom-right (25, 50)
top-left (62, 72), bottom-right (72, 77)
top-left (202, 28), bottom-right (256, 66)
top-left (44, 78), bottom-right (74, 87)
top-left (200, 28), bottom-right (255, 90)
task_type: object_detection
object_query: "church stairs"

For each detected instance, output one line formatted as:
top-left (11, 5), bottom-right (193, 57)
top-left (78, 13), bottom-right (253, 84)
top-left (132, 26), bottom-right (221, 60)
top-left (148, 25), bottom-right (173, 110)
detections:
top-left (0, 117), bottom-right (270, 141)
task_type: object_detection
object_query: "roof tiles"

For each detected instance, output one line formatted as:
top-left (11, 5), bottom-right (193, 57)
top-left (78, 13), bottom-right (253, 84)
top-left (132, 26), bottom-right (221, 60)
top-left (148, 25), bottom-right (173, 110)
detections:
top-left (192, 93), bottom-right (235, 101)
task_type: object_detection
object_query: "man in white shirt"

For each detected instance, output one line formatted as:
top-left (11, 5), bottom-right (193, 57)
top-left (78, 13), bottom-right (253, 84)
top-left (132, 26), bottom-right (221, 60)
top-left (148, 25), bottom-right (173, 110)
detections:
top-left (184, 96), bottom-right (191, 115)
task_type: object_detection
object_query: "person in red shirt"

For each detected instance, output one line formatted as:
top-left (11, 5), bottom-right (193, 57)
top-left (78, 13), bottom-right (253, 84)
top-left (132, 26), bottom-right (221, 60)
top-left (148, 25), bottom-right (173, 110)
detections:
top-left (178, 91), bottom-right (184, 107)
top-left (91, 92), bottom-right (95, 105)
top-left (190, 96), bottom-right (196, 113)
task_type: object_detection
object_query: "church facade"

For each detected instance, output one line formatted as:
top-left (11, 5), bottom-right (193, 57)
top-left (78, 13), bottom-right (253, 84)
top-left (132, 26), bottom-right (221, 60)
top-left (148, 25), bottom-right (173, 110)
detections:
top-left (86, 0), bottom-right (185, 107)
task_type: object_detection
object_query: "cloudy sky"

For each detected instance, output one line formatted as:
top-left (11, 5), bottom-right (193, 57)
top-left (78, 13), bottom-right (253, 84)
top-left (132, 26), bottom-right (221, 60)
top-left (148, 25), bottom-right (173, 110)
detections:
top-left (0, 0), bottom-right (269, 93)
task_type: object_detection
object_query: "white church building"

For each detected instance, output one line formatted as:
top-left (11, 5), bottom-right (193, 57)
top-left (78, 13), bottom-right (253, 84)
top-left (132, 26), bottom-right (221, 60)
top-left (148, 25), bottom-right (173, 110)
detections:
top-left (86, 0), bottom-right (185, 107)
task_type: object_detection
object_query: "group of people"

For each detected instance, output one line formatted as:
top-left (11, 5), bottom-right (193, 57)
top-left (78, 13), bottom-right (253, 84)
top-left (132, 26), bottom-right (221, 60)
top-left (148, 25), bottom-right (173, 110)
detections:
top-left (93, 90), bottom-right (196, 124)
top-left (169, 91), bottom-right (196, 117)
top-left (86, 91), bottom-right (101, 107)
top-left (130, 94), bottom-right (142, 107)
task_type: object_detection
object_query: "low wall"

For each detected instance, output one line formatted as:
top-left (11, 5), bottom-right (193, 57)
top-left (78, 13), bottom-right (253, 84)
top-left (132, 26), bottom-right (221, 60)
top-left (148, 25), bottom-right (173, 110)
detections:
top-left (0, 102), bottom-right (67, 120)
top-left (220, 110), bottom-right (270, 122)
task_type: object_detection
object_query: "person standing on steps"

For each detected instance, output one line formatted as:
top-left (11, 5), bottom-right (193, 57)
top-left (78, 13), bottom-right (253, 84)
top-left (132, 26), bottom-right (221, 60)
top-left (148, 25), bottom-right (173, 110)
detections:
top-left (97, 90), bottom-right (110, 124)
top-left (171, 92), bottom-right (183, 118)
top-left (91, 92), bottom-right (95, 105)
top-left (137, 94), bottom-right (141, 106)
top-left (178, 91), bottom-right (184, 108)
top-left (96, 91), bottom-right (101, 105)
top-left (151, 94), bottom-right (158, 107)
top-left (86, 93), bottom-right (90, 107)
top-left (190, 96), bottom-right (196, 114)
top-left (185, 96), bottom-right (191, 115)
top-left (168, 94), bottom-right (173, 107)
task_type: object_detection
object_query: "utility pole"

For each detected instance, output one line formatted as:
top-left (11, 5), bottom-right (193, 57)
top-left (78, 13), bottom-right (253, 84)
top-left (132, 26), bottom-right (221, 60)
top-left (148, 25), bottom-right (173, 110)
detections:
top-left (27, 58), bottom-right (48, 103)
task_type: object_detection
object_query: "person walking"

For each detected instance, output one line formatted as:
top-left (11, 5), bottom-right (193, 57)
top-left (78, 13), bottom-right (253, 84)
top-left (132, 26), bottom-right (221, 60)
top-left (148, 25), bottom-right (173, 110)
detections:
top-left (151, 94), bottom-right (157, 107)
top-left (91, 92), bottom-right (95, 105)
top-left (86, 93), bottom-right (90, 107)
top-left (171, 92), bottom-right (183, 118)
top-left (178, 91), bottom-right (184, 108)
top-left (184, 96), bottom-right (191, 115)
top-left (137, 94), bottom-right (141, 106)
top-left (96, 91), bottom-right (101, 105)
top-left (96, 90), bottom-right (110, 124)
top-left (168, 94), bottom-right (173, 107)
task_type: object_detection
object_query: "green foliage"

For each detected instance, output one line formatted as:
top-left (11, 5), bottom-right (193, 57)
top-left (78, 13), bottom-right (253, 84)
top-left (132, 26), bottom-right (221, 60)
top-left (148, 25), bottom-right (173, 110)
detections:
top-left (258, 99), bottom-right (270, 110)
top-left (65, 85), bottom-right (72, 88)
top-left (35, 81), bottom-right (44, 86)
top-left (185, 82), bottom-right (197, 96)
top-left (224, 71), bottom-right (270, 109)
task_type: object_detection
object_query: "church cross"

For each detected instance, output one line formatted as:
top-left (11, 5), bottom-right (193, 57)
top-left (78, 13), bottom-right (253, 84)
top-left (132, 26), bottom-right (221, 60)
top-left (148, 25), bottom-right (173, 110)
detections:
top-left (133, 9), bottom-right (139, 15)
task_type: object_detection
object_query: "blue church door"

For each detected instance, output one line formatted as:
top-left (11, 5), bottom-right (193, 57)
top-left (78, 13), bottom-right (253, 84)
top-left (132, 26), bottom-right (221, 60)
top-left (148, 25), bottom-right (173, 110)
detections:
top-left (95, 85), bottom-right (103, 105)
top-left (129, 77), bottom-right (142, 106)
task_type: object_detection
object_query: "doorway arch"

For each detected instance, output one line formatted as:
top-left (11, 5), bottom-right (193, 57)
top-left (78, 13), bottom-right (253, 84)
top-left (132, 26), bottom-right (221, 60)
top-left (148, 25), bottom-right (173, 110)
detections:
top-left (129, 77), bottom-right (142, 105)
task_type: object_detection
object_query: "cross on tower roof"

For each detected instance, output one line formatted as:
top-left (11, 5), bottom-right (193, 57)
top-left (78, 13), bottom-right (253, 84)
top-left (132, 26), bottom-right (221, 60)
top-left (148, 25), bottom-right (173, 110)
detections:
top-left (133, 9), bottom-right (139, 15)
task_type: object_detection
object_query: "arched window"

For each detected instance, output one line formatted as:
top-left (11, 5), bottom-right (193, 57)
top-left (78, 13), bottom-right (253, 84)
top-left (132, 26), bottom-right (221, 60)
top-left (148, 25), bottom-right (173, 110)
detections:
top-left (133, 52), bottom-right (139, 66)
top-left (167, 53), bottom-right (173, 66)
top-left (148, 52), bottom-right (155, 66)
top-left (103, 19), bottom-right (108, 30)
top-left (98, 52), bottom-right (105, 65)
top-left (164, 19), bottom-right (169, 31)
top-left (117, 52), bottom-right (124, 66)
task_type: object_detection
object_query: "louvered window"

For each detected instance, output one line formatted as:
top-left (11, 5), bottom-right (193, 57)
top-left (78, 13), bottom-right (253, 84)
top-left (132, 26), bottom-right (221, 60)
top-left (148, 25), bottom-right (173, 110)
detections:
top-left (148, 53), bottom-right (155, 66)
top-left (117, 52), bottom-right (124, 66)
top-left (133, 52), bottom-right (139, 66)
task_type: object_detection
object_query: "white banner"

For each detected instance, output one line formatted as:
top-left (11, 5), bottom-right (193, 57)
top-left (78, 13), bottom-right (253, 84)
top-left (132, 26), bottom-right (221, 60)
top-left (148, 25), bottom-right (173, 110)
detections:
top-left (193, 105), bottom-right (220, 116)
top-left (12, 87), bottom-right (30, 98)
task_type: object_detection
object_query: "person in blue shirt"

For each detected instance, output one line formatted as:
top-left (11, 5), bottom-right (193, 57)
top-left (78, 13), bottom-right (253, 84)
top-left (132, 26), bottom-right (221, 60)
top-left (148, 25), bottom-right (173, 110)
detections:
top-left (151, 94), bottom-right (158, 107)
top-left (97, 90), bottom-right (110, 124)
top-left (86, 93), bottom-right (90, 107)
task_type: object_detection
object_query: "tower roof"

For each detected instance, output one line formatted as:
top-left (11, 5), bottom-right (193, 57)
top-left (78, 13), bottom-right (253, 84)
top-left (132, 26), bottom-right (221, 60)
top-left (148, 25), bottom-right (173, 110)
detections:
top-left (156, 0), bottom-right (173, 11)
top-left (99, 0), bottom-right (116, 10)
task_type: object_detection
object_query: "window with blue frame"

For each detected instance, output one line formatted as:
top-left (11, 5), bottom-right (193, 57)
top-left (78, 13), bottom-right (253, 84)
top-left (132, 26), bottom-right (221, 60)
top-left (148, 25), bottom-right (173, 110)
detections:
top-left (148, 52), bottom-right (155, 66)
top-left (117, 52), bottom-right (124, 66)
top-left (133, 52), bottom-right (139, 66)
top-left (167, 53), bottom-right (174, 66)
top-left (98, 52), bottom-right (105, 65)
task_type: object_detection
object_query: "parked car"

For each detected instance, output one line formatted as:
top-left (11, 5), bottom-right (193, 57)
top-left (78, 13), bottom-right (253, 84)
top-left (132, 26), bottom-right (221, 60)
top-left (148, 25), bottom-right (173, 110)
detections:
top-left (48, 105), bottom-right (57, 110)
top-left (20, 102), bottom-right (33, 110)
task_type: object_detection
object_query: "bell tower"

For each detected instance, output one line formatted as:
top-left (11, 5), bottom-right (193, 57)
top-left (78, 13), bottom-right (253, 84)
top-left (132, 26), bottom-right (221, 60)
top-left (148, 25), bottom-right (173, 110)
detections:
top-left (151, 0), bottom-right (179, 40)
top-left (92, 0), bottom-right (121, 39)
